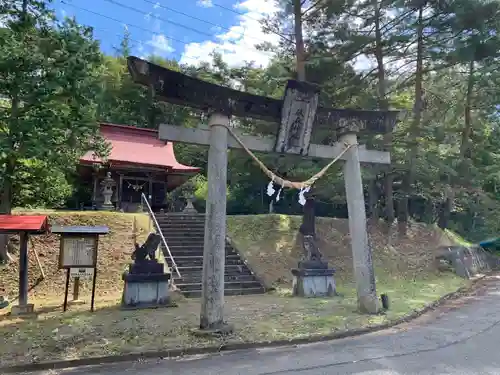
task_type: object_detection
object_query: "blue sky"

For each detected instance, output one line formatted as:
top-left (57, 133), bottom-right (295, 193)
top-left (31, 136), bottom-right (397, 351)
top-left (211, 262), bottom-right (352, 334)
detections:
top-left (53, 0), bottom-right (278, 67)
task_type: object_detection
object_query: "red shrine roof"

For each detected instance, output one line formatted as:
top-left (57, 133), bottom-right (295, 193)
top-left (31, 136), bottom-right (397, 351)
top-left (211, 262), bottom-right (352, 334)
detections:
top-left (80, 123), bottom-right (200, 173)
top-left (0, 215), bottom-right (49, 233)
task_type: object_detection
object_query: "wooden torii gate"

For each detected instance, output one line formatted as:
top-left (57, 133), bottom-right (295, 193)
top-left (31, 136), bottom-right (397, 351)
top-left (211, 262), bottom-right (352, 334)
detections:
top-left (127, 57), bottom-right (399, 331)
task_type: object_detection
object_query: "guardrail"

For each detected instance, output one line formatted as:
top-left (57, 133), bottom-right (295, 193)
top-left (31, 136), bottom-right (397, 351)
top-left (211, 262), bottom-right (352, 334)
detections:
top-left (141, 193), bottom-right (181, 278)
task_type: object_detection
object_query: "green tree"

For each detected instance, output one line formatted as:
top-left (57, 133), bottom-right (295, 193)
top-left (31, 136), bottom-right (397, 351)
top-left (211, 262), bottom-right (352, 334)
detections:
top-left (98, 32), bottom-right (194, 129)
top-left (0, 2), bottom-right (106, 261)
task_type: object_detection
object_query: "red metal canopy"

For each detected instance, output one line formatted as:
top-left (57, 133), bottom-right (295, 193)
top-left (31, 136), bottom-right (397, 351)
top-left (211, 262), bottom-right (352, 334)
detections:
top-left (80, 123), bottom-right (200, 173)
top-left (0, 215), bottom-right (49, 233)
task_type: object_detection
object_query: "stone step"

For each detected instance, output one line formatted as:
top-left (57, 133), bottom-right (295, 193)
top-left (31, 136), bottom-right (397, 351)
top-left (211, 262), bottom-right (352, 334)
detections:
top-left (161, 244), bottom-right (208, 251)
top-left (167, 246), bottom-right (236, 252)
top-left (166, 248), bottom-right (237, 257)
top-left (158, 223), bottom-right (205, 229)
top-left (160, 226), bottom-right (205, 230)
top-left (157, 216), bottom-right (205, 220)
top-left (158, 213), bottom-right (205, 217)
top-left (168, 253), bottom-right (204, 260)
top-left (175, 273), bottom-right (258, 284)
top-left (154, 217), bottom-right (265, 298)
top-left (180, 287), bottom-right (266, 298)
top-left (174, 265), bottom-right (254, 276)
top-left (167, 245), bottom-right (237, 254)
top-left (161, 226), bottom-right (205, 235)
top-left (159, 216), bottom-right (205, 220)
top-left (163, 242), bottom-right (206, 247)
top-left (160, 225), bottom-right (205, 230)
top-left (167, 253), bottom-right (238, 260)
top-left (155, 212), bottom-right (205, 217)
top-left (165, 242), bottom-right (234, 248)
top-left (162, 231), bottom-right (203, 235)
top-left (174, 274), bottom-right (255, 283)
top-left (156, 217), bottom-right (205, 225)
top-left (175, 280), bottom-right (263, 292)
top-left (161, 236), bottom-right (206, 241)
top-left (168, 255), bottom-right (243, 267)
top-left (164, 245), bottom-right (236, 253)
top-left (163, 237), bottom-right (204, 242)
top-left (161, 233), bottom-right (206, 239)
top-left (158, 221), bottom-right (206, 227)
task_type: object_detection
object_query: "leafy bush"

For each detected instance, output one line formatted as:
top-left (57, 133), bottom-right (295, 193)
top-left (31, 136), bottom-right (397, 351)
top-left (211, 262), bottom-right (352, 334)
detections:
top-left (12, 159), bottom-right (73, 209)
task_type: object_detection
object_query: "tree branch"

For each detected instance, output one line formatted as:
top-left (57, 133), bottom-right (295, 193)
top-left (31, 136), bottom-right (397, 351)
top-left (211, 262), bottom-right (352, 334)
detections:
top-left (302, 0), bottom-right (323, 17)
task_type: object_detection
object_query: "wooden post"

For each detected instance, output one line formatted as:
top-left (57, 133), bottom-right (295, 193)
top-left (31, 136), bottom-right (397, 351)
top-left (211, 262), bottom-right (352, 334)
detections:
top-left (63, 268), bottom-right (70, 312)
top-left (29, 237), bottom-right (45, 279)
top-left (72, 278), bottom-right (80, 302)
top-left (92, 172), bottom-right (98, 208)
top-left (90, 266), bottom-right (98, 312)
top-left (200, 113), bottom-right (230, 331)
top-left (18, 232), bottom-right (29, 307)
top-left (118, 173), bottom-right (123, 211)
top-left (148, 174), bottom-right (153, 206)
top-left (341, 132), bottom-right (379, 313)
top-left (301, 196), bottom-right (316, 237)
top-left (132, 216), bottom-right (137, 244)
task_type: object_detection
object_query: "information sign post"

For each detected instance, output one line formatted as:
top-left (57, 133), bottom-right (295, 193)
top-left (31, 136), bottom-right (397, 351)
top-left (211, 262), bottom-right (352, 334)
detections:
top-left (52, 225), bottom-right (109, 312)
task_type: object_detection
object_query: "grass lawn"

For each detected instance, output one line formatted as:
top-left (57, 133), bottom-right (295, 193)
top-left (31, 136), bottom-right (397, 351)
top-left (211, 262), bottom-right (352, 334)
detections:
top-left (0, 272), bottom-right (467, 368)
top-left (0, 211), bottom-right (469, 368)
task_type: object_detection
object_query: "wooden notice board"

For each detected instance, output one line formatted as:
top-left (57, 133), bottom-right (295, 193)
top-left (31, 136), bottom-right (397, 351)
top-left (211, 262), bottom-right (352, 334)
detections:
top-left (59, 236), bottom-right (98, 269)
top-left (51, 225), bottom-right (109, 312)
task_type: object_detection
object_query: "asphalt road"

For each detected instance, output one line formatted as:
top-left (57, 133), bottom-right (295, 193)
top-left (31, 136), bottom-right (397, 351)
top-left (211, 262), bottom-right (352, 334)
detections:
top-left (24, 277), bottom-right (500, 375)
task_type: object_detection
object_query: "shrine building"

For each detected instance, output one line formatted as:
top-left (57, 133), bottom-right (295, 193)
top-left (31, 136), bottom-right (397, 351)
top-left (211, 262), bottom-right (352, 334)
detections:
top-left (78, 123), bottom-right (200, 212)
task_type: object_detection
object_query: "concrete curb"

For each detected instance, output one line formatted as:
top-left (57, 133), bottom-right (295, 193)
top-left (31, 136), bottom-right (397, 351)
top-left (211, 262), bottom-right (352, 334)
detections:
top-left (0, 277), bottom-right (484, 374)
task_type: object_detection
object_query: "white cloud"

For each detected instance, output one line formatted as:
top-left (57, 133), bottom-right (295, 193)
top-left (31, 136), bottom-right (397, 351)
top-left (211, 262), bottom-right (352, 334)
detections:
top-left (352, 53), bottom-right (414, 76)
top-left (147, 34), bottom-right (175, 55)
top-left (353, 54), bottom-right (375, 72)
top-left (180, 0), bottom-right (279, 68)
top-left (144, 11), bottom-right (162, 32)
top-left (197, 0), bottom-right (214, 7)
top-left (142, 3), bottom-right (170, 56)
top-left (0, 13), bottom-right (14, 28)
top-left (341, 7), bottom-right (417, 75)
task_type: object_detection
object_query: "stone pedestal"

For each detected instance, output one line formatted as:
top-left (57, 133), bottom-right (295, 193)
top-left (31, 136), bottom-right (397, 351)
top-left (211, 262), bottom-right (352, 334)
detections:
top-left (292, 268), bottom-right (336, 298)
top-left (68, 299), bottom-right (86, 306)
top-left (183, 196), bottom-right (198, 213)
top-left (121, 260), bottom-right (171, 309)
top-left (100, 172), bottom-right (116, 211)
top-left (101, 203), bottom-right (115, 211)
top-left (292, 227), bottom-right (336, 297)
top-left (10, 303), bottom-right (35, 316)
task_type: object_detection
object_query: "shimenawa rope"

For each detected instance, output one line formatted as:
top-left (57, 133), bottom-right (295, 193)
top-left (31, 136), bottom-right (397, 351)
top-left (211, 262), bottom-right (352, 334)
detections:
top-left (222, 124), bottom-right (356, 190)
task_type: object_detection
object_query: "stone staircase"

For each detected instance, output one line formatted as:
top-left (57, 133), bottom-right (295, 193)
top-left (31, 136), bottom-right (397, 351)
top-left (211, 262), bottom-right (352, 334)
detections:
top-left (156, 213), bottom-right (266, 298)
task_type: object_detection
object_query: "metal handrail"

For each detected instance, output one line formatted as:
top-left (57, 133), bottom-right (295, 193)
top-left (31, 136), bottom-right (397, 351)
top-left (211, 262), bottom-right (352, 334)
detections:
top-left (141, 193), bottom-right (181, 278)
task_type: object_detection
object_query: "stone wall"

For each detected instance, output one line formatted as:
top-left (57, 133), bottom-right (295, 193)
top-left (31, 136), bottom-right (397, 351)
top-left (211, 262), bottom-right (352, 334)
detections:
top-left (436, 245), bottom-right (500, 279)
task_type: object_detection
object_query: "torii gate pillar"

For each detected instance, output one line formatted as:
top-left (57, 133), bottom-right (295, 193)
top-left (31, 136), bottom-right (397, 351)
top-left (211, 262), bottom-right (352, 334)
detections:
top-left (341, 130), bottom-right (379, 313)
top-left (126, 56), bottom-right (399, 325)
top-left (200, 113), bottom-right (230, 331)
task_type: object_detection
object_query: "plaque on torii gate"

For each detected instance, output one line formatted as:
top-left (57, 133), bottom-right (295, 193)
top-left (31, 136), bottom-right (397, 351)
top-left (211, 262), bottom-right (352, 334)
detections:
top-left (127, 57), bottom-right (398, 329)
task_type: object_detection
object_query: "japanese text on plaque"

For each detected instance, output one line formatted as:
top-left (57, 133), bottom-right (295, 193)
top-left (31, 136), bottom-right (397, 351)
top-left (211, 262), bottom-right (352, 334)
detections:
top-left (62, 237), bottom-right (96, 267)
